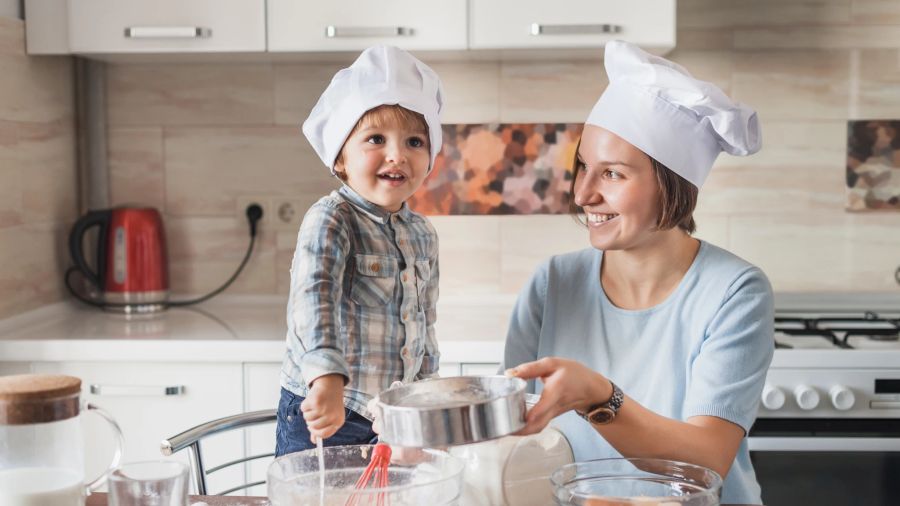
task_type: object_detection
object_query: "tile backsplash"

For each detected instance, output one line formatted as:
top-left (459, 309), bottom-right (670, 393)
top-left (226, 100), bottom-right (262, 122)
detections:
top-left (102, 0), bottom-right (900, 300)
top-left (0, 3), bottom-right (850, 325)
top-left (0, 16), bottom-right (76, 319)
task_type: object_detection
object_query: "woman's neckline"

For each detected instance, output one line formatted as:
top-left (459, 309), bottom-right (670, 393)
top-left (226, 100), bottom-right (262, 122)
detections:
top-left (596, 239), bottom-right (707, 314)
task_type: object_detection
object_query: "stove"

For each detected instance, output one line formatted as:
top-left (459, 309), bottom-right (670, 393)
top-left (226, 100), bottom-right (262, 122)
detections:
top-left (749, 294), bottom-right (900, 506)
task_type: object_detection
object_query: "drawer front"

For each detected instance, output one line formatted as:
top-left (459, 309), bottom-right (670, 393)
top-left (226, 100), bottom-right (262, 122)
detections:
top-left (67, 0), bottom-right (265, 53)
top-left (470, 0), bottom-right (675, 50)
top-left (32, 361), bottom-right (244, 495)
top-left (268, 0), bottom-right (467, 51)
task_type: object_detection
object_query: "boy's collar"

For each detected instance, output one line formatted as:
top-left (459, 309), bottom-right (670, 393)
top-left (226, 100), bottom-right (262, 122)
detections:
top-left (338, 185), bottom-right (413, 225)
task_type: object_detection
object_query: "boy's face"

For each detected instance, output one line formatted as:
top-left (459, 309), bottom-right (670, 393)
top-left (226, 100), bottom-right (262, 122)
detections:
top-left (335, 120), bottom-right (430, 213)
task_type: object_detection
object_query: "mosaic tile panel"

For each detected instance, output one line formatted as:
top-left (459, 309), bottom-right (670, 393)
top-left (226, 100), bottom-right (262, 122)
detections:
top-left (408, 123), bottom-right (583, 215)
top-left (847, 120), bottom-right (900, 211)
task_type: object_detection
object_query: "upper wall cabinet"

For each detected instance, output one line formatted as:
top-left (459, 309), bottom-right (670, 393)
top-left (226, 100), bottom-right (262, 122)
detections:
top-left (25, 0), bottom-right (266, 54)
top-left (469, 0), bottom-right (676, 54)
top-left (267, 0), bottom-right (468, 52)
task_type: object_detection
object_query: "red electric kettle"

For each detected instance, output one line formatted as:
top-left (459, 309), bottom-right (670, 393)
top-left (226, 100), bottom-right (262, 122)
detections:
top-left (68, 207), bottom-right (169, 313)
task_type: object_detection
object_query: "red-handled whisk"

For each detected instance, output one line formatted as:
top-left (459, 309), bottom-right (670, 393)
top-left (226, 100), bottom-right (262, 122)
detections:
top-left (345, 443), bottom-right (392, 506)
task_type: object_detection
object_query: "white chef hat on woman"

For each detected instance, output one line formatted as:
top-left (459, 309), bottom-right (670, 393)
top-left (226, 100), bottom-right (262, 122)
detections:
top-left (302, 45), bottom-right (445, 175)
top-left (587, 40), bottom-right (761, 188)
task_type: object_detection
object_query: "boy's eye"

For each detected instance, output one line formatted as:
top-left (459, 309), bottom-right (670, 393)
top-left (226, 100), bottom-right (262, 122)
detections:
top-left (408, 136), bottom-right (426, 148)
top-left (366, 134), bottom-right (385, 144)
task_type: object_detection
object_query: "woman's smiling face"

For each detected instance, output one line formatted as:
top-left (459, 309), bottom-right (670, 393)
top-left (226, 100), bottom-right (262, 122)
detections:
top-left (573, 124), bottom-right (663, 252)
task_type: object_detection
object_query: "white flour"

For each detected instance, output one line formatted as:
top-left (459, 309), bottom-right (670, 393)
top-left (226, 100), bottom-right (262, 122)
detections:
top-left (450, 426), bottom-right (574, 506)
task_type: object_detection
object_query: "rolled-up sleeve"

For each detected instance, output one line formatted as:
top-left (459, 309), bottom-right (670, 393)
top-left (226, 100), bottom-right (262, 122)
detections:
top-left (288, 203), bottom-right (352, 387)
top-left (417, 241), bottom-right (441, 379)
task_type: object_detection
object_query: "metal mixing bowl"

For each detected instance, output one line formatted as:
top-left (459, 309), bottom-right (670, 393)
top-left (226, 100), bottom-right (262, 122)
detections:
top-left (376, 375), bottom-right (527, 447)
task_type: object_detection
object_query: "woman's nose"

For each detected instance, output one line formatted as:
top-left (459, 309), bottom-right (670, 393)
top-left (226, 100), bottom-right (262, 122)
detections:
top-left (573, 173), bottom-right (601, 207)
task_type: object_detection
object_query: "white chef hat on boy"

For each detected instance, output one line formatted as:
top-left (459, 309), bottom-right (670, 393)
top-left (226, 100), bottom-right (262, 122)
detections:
top-left (302, 45), bottom-right (444, 175)
top-left (586, 40), bottom-right (761, 188)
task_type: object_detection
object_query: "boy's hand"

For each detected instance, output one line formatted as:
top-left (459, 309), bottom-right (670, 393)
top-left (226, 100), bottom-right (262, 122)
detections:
top-left (301, 374), bottom-right (346, 443)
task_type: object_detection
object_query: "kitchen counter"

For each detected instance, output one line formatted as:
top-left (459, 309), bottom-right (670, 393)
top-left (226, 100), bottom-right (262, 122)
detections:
top-left (0, 294), bottom-right (510, 364)
top-left (84, 493), bottom-right (759, 505)
top-left (87, 493), bottom-right (268, 505)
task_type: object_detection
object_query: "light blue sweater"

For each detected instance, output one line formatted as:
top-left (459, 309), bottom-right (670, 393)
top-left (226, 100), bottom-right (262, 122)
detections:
top-left (503, 241), bottom-right (774, 504)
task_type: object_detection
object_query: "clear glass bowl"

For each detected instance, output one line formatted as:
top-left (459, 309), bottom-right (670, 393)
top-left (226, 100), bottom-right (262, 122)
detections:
top-left (267, 445), bottom-right (465, 506)
top-left (550, 458), bottom-right (722, 506)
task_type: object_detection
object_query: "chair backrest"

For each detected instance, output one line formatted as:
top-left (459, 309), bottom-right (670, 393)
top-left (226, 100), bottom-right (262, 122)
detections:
top-left (160, 409), bottom-right (277, 495)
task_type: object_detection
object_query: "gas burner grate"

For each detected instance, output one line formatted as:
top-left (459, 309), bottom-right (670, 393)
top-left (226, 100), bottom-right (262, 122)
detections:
top-left (774, 311), bottom-right (900, 349)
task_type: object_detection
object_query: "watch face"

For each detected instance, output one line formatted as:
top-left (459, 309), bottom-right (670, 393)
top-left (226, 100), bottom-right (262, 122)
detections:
top-left (588, 407), bottom-right (615, 425)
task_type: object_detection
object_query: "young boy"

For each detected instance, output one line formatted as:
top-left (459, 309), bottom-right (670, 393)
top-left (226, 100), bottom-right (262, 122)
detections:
top-left (276, 45), bottom-right (444, 455)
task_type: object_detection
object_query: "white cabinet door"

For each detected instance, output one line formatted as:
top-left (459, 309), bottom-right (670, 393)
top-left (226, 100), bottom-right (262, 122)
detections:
top-left (460, 363), bottom-right (502, 376)
top-left (469, 0), bottom-right (675, 52)
top-left (268, 0), bottom-right (467, 52)
top-left (243, 362), bottom-right (282, 498)
top-left (32, 361), bottom-right (245, 495)
top-left (0, 362), bottom-right (31, 376)
top-left (66, 0), bottom-right (266, 53)
top-left (439, 361), bottom-right (461, 377)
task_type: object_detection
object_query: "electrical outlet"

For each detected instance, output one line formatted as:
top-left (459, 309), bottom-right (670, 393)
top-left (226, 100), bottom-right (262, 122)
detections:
top-left (272, 198), bottom-right (310, 231)
top-left (236, 195), bottom-right (270, 231)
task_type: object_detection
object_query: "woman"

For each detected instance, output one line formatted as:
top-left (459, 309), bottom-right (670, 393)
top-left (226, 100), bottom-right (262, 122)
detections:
top-left (503, 41), bottom-right (774, 504)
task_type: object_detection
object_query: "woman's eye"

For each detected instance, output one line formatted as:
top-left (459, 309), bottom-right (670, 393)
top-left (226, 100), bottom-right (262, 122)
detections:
top-left (367, 134), bottom-right (385, 144)
top-left (604, 169), bottom-right (621, 179)
top-left (408, 136), bottom-right (426, 148)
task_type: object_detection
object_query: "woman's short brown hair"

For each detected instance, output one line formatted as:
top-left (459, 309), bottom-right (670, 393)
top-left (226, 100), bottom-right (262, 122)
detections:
top-left (568, 139), bottom-right (698, 234)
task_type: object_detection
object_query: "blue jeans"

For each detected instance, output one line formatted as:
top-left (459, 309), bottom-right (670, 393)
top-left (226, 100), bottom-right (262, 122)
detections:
top-left (275, 387), bottom-right (378, 457)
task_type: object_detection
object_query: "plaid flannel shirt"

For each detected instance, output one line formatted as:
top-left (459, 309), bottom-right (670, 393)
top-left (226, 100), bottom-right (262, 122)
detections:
top-left (281, 185), bottom-right (440, 419)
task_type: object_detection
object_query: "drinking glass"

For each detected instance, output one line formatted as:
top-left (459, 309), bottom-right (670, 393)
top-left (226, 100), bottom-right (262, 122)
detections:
top-left (107, 461), bottom-right (189, 506)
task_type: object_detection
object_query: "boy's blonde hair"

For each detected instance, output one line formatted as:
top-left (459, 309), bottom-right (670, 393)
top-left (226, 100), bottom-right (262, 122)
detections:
top-left (333, 105), bottom-right (430, 181)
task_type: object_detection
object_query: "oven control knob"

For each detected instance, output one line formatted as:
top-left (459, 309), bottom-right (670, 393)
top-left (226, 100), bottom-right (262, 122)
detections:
top-left (829, 385), bottom-right (855, 411)
top-left (794, 385), bottom-right (820, 410)
top-left (761, 384), bottom-right (786, 410)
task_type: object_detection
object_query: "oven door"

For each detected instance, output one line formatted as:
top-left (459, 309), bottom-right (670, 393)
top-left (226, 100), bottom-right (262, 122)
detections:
top-left (748, 418), bottom-right (900, 506)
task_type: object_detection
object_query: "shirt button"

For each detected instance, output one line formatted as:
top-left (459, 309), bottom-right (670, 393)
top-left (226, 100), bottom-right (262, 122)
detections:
top-left (402, 273), bottom-right (408, 282)
top-left (398, 239), bottom-right (405, 246)
top-left (402, 349), bottom-right (410, 357)
top-left (371, 263), bottom-right (380, 273)
top-left (402, 312), bottom-right (408, 320)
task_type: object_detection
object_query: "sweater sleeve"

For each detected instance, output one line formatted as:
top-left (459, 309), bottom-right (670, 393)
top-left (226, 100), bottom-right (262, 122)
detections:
top-left (683, 267), bottom-right (775, 433)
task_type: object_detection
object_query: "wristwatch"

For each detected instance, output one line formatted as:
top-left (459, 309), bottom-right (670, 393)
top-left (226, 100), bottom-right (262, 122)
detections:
top-left (577, 380), bottom-right (624, 425)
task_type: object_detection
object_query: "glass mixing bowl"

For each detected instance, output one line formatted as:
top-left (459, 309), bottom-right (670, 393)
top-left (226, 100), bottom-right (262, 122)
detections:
top-left (267, 445), bottom-right (465, 506)
top-left (550, 458), bottom-right (722, 506)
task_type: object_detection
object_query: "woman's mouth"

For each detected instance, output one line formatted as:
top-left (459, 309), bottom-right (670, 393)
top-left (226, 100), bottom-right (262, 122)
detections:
top-left (586, 212), bottom-right (618, 226)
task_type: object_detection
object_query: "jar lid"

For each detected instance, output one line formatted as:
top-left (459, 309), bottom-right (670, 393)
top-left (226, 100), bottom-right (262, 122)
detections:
top-left (0, 374), bottom-right (82, 425)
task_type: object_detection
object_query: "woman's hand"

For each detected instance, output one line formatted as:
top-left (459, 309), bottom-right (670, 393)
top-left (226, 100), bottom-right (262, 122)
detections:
top-left (506, 357), bottom-right (613, 435)
top-left (301, 374), bottom-right (346, 443)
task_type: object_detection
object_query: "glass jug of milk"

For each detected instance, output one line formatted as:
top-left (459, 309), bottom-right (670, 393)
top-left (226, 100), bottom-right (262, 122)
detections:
top-left (0, 374), bottom-right (124, 506)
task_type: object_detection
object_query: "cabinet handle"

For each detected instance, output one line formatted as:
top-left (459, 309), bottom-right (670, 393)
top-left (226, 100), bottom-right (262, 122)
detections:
top-left (90, 384), bottom-right (186, 397)
top-left (325, 26), bottom-right (413, 38)
top-left (530, 23), bottom-right (622, 36)
top-left (124, 27), bottom-right (212, 39)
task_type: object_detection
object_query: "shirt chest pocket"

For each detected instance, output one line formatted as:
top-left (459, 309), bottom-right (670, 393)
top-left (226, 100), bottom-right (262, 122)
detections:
top-left (350, 254), bottom-right (398, 307)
